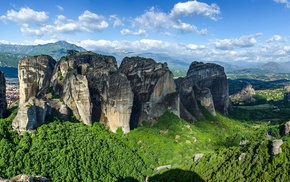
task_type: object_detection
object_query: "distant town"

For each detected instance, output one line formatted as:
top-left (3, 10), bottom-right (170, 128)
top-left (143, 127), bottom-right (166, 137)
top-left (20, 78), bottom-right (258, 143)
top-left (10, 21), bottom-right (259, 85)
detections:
top-left (6, 78), bottom-right (19, 106)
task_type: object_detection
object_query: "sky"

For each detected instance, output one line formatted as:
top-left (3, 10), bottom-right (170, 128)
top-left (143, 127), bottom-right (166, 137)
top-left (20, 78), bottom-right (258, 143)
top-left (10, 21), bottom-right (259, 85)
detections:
top-left (1, 0), bottom-right (290, 63)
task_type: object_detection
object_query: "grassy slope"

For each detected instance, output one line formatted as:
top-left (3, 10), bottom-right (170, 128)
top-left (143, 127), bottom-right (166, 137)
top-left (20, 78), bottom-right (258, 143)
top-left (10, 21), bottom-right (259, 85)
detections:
top-left (0, 106), bottom-right (283, 181)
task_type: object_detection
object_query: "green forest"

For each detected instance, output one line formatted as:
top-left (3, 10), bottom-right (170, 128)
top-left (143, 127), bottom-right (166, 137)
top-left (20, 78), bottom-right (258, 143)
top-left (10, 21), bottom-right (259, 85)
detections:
top-left (0, 98), bottom-right (289, 181)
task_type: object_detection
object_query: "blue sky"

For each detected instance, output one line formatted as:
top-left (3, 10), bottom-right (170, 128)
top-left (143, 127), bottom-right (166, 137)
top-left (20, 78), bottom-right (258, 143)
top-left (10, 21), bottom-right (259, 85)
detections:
top-left (1, 0), bottom-right (290, 63)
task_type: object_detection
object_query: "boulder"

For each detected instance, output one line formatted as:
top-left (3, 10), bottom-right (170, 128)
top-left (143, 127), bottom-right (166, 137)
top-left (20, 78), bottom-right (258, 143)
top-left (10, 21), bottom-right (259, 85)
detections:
top-left (119, 57), bottom-right (180, 129)
top-left (0, 174), bottom-right (50, 182)
top-left (271, 139), bottom-right (283, 156)
top-left (194, 153), bottom-right (204, 162)
top-left (238, 153), bottom-right (246, 161)
top-left (282, 121), bottom-right (290, 136)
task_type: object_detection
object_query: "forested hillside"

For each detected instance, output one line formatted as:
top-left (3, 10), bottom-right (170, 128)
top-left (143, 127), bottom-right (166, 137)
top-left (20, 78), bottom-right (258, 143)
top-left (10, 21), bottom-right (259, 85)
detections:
top-left (0, 104), bottom-right (287, 181)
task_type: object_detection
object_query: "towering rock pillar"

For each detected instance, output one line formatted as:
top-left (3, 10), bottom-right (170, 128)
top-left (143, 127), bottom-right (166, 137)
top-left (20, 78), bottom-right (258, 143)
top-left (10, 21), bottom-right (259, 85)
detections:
top-left (12, 55), bottom-right (56, 133)
top-left (176, 61), bottom-right (229, 120)
top-left (119, 57), bottom-right (180, 129)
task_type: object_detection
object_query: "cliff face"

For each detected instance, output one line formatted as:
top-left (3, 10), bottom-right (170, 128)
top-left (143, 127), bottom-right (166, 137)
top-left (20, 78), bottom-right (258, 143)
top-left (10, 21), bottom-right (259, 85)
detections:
top-left (12, 56), bottom-right (56, 133)
top-left (13, 52), bottom-right (229, 133)
top-left (176, 61), bottom-right (229, 120)
top-left (50, 51), bottom-right (133, 133)
top-left (119, 57), bottom-right (179, 129)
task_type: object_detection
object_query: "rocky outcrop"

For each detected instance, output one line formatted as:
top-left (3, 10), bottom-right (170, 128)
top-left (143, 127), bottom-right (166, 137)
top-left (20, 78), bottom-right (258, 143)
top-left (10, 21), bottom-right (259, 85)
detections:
top-left (194, 153), bottom-right (204, 162)
top-left (13, 52), bottom-right (230, 133)
top-left (119, 57), bottom-right (179, 129)
top-left (50, 51), bottom-right (133, 132)
top-left (17, 55), bottom-right (56, 105)
top-left (176, 61), bottom-right (229, 120)
top-left (282, 121), bottom-right (290, 136)
top-left (271, 139), bottom-right (283, 156)
top-left (0, 72), bottom-right (6, 118)
top-left (12, 56), bottom-right (56, 133)
top-left (230, 83), bottom-right (255, 103)
top-left (0, 174), bottom-right (49, 182)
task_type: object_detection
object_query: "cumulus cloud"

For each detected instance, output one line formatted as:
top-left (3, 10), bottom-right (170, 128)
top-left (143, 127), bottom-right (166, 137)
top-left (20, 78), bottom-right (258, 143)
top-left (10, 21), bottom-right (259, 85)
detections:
top-left (128, 1), bottom-right (220, 36)
top-left (1, 7), bottom-right (48, 25)
top-left (56, 5), bottom-right (64, 11)
top-left (273, 0), bottom-right (290, 7)
top-left (120, 29), bottom-right (146, 36)
top-left (267, 35), bottom-right (283, 42)
top-left (109, 15), bottom-right (124, 27)
top-left (19, 10), bottom-right (108, 36)
top-left (170, 1), bottom-right (220, 20)
top-left (213, 33), bottom-right (262, 50)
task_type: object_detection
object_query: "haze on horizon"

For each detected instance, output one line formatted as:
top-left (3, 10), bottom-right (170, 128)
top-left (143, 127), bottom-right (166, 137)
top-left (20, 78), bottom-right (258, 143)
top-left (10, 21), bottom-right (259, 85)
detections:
top-left (0, 0), bottom-right (290, 63)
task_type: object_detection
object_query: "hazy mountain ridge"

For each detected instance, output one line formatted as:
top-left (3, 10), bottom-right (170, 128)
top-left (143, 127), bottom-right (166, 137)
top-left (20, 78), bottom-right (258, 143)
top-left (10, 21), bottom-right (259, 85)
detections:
top-left (0, 41), bottom-right (86, 67)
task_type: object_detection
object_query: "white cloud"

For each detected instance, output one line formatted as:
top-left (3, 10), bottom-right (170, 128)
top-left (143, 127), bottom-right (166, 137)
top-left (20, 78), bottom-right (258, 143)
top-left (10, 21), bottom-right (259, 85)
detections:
top-left (120, 29), bottom-right (146, 36)
top-left (133, 7), bottom-right (169, 30)
top-left (1, 7), bottom-right (48, 25)
top-left (19, 10), bottom-right (109, 36)
top-left (21, 23), bottom-right (52, 36)
top-left (267, 35), bottom-right (283, 42)
top-left (213, 33), bottom-right (262, 50)
top-left (8, 36), bottom-right (290, 65)
top-left (170, 1), bottom-right (221, 20)
top-left (273, 0), bottom-right (290, 7)
top-left (109, 15), bottom-right (124, 27)
top-left (56, 5), bottom-right (64, 11)
top-left (127, 1), bottom-right (220, 36)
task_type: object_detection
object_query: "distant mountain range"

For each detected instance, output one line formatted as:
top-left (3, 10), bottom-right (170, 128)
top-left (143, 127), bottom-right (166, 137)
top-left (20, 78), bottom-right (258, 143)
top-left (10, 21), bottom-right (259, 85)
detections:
top-left (0, 40), bottom-right (290, 77)
top-left (0, 41), bottom-right (86, 67)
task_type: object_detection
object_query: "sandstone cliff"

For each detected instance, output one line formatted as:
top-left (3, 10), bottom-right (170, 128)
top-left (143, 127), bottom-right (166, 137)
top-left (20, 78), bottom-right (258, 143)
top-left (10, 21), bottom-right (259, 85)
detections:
top-left (176, 61), bottom-right (229, 120)
top-left (12, 52), bottom-right (229, 133)
top-left (119, 57), bottom-right (180, 129)
top-left (50, 51), bottom-right (133, 132)
top-left (12, 55), bottom-right (56, 133)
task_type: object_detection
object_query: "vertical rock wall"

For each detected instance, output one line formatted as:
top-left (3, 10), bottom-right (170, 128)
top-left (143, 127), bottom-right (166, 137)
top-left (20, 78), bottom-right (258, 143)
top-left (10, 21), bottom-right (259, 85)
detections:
top-left (12, 55), bottom-right (56, 133)
top-left (176, 61), bottom-right (229, 120)
top-left (119, 57), bottom-right (180, 129)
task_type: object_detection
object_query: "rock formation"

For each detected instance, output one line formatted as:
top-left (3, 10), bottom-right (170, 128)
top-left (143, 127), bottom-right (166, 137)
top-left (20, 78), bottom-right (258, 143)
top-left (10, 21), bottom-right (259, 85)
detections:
top-left (0, 174), bottom-right (49, 182)
top-left (50, 51), bottom-right (134, 132)
top-left (12, 52), bottom-right (230, 133)
top-left (176, 61), bottom-right (229, 120)
top-left (282, 121), bottom-right (290, 136)
top-left (119, 57), bottom-right (180, 129)
top-left (12, 55), bottom-right (56, 133)
top-left (230, 83), bottom-right (255, 103)
top-left (271, 139), bottom-right (283, 156)
top-left (0, 72), bottom-right (6, 118)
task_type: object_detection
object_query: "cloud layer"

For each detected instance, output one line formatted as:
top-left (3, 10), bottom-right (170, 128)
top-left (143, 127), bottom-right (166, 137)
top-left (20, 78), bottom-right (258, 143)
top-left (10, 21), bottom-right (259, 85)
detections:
top-left (0, 1), bottom-right (220, 37)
